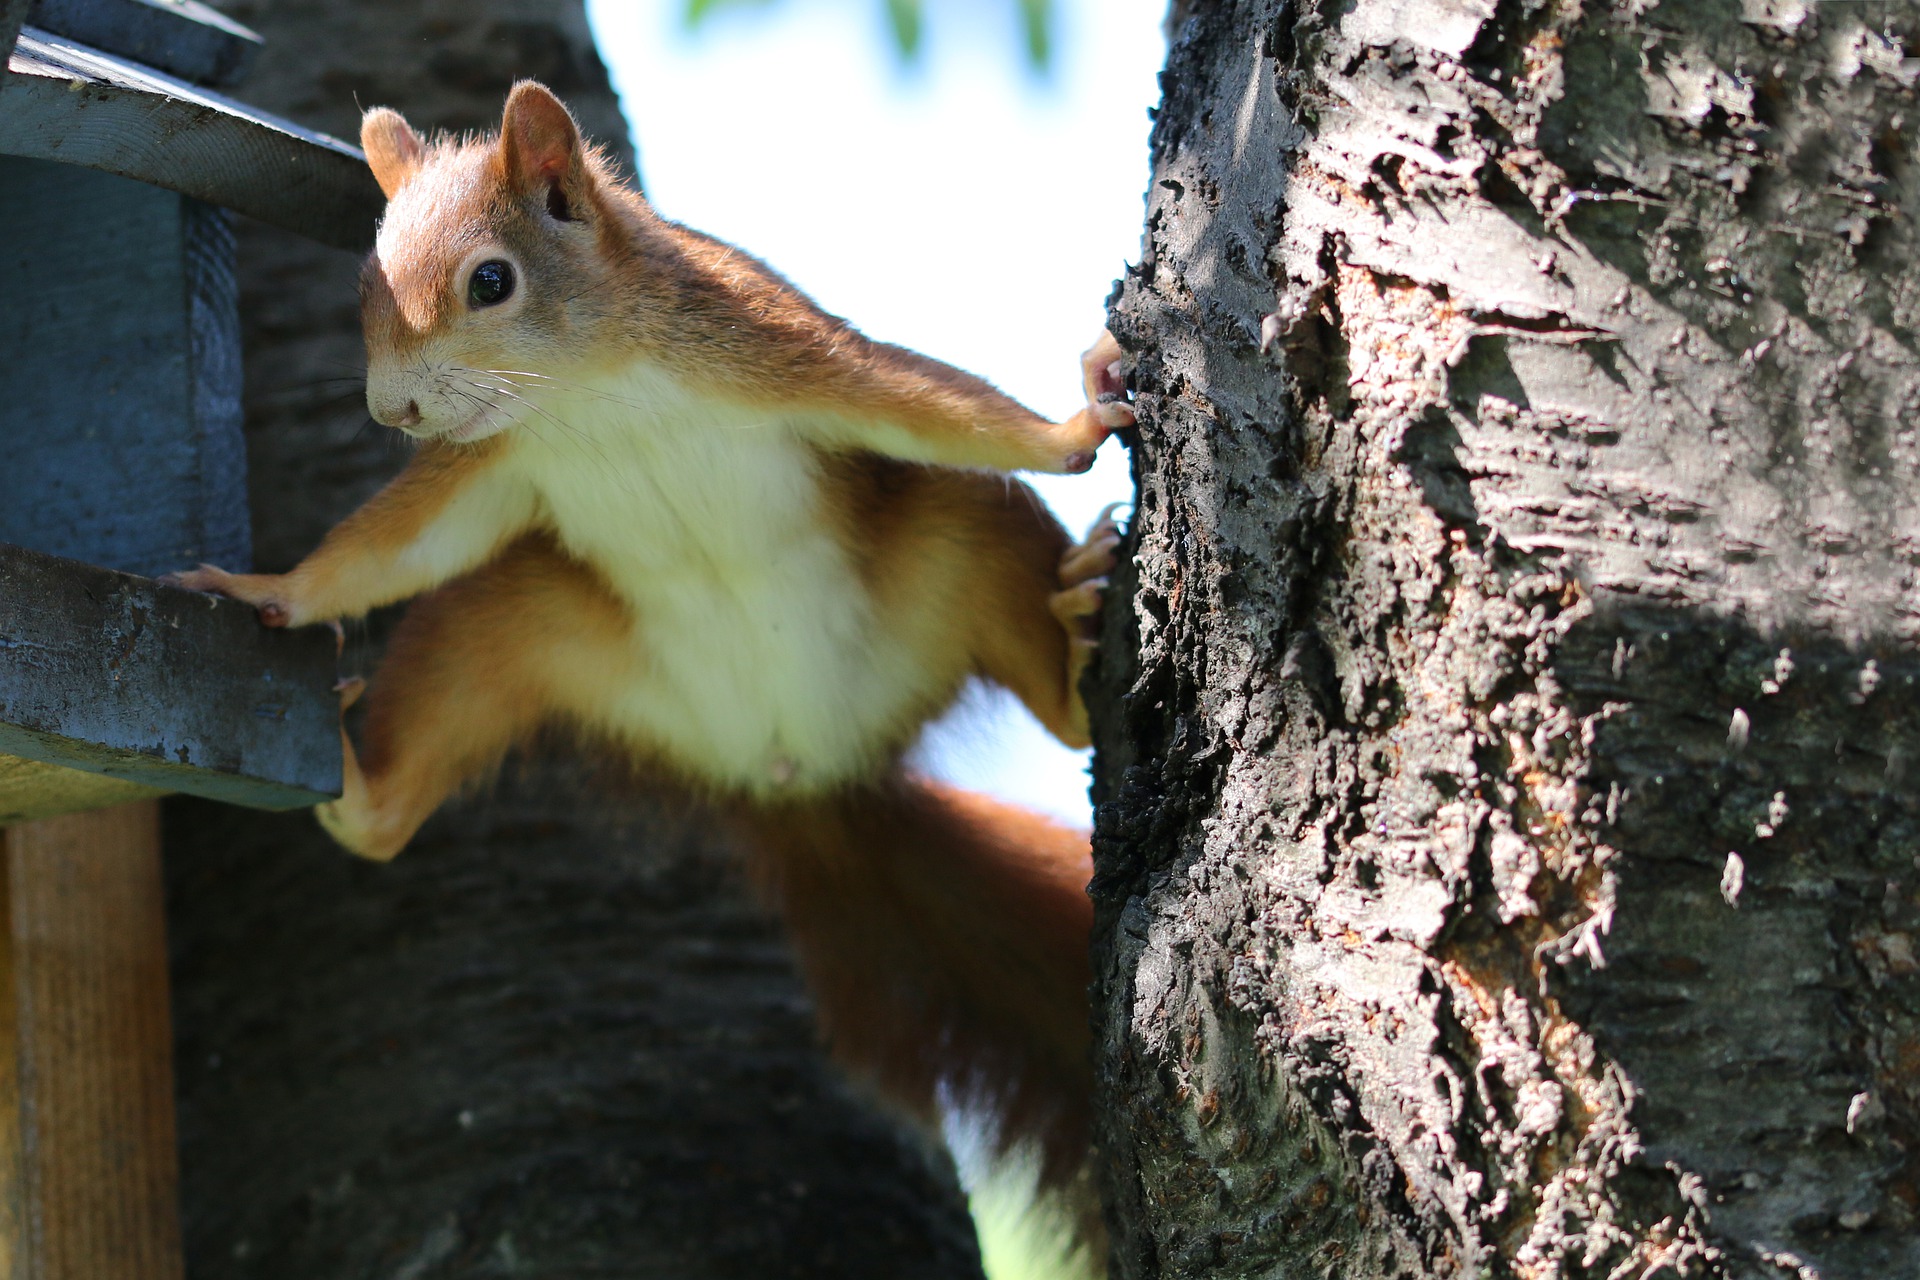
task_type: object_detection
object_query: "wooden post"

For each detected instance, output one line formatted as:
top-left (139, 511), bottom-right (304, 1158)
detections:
top-left (0, 802), bottom-right (183, 1280)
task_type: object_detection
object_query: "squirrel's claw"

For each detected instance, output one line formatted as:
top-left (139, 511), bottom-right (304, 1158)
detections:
top-left (333, 674), bottom-right (367, 711)
top-left (160, 563), bottom-right (232, 594)
top-left (1081, 331), bottom-right (1136, 430)
top-left (161, 564), bottom-right (297, 629)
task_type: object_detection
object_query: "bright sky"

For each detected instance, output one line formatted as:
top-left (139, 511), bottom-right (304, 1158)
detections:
top-left (585, 0), bottom-right (1165, 824)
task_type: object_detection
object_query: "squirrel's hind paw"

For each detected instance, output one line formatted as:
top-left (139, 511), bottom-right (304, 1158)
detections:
top-left (1050, 503), bottom-right (1124, 644)
top-left (1058, 503), bottom-right (1123, 589)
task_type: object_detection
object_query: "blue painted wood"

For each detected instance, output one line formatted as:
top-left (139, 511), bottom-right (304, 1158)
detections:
top-left (184, 192), bottom-right (251, 579)
top-left (0, 155), bottom-right (249, 580)
top-left (0, 542), bottom-right (340, 809)
top-left (0, 11), bottom-right (351, 814)
top-left (0, 29), bottom-right (381, 251)
top-left (0, 0), bottom-right (26, 69)
top-left (27, 0), bottom-right (259, 87)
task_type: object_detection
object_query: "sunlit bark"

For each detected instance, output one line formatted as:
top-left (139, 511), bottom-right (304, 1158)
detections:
top-left (1090, 1), bottom-right (1920, 1275)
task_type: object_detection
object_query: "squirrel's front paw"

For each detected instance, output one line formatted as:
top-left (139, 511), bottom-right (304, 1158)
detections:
top-left (1036, 331), bottom-right (1135, 474)
top-left (161, 565), bottom-right (300, 628)
top-left (1081, 329), bottom-right (1135, 432)
top-left (1048, 408), bottom-right (1112, 474)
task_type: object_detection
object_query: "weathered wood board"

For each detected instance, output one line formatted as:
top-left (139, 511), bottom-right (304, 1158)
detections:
top-left (0, 27), bottom-right (379, 251)
top-left (0, 543), bottom-right (340, 815)
top-left (0, 756), bottom-right (160, 829)
top-left (26, 0), bottom-right (260, 88)
top-left (0, 156), bottom-right (248, 581)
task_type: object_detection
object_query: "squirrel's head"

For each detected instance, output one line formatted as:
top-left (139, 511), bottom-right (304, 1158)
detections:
top-left (357, 82), bottom-right (630, 443)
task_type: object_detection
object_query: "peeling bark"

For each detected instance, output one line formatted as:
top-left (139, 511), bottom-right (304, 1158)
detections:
top-left (1090, 0), bottom-right (1920, 1276)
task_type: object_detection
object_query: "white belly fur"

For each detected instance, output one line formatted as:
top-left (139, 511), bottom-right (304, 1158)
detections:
top-left (500, 364), bottom-right (931, 794)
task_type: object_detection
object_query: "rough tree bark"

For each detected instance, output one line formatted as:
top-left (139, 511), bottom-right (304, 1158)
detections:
top-left (1090, 0), bottom-right (1919, 1277)
top-left (167, 4), bottom-right (984, 1276)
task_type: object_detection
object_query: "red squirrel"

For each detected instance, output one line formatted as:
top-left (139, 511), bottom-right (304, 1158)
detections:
top-left (169, 80), bottom-right (1131, 1244)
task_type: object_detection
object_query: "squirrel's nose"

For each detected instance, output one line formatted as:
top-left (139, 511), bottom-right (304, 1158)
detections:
top-left (372, 398), bottom-right (422, 429)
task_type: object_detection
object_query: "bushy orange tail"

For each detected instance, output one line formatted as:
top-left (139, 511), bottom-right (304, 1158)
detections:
top-left (741, 773), bottom-right (1095, 1194)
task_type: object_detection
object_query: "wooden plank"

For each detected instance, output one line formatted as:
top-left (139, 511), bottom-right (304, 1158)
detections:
top-left (0, 543), bottom-right (341, 811)
top-left (0, 802), bottom-right (184, 1280)
top-left (0, 28), bottom-right (380, 251)
top-left (0, 158), bottom-right (248, 581)
top-left (0, 759), bottom-right (161, 829)
top-left (26, 0), bottom-right (260, 89)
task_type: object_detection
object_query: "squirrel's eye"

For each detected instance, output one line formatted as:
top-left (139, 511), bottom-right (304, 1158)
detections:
top-left (468, 259), bottom-right (515, 308)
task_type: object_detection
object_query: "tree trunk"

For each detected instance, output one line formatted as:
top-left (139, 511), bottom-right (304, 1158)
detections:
top-left (168, 4), bottom-right (984, 1276)
top-left (1089, 1), bottom-right (1920, 1276)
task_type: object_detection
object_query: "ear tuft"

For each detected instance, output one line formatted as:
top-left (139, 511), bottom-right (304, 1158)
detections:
top-left (361, 107), bottom-right (424, 199)
top-left (500, 80), bottom-right (586, 216)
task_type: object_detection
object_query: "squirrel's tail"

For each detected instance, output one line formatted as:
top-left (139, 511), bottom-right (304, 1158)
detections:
top-left (741, 772), bottom-right (1099, 1247)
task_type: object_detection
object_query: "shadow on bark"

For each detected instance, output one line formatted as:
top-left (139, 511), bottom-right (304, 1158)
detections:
top-left (1548, 605), bottom-right (1920, 1276)
top-left (167, 757), bottom-right (985, 1280)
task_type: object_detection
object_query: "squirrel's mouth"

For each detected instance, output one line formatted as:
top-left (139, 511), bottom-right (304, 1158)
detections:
top-left (440, 407), bottom-right (503, 444)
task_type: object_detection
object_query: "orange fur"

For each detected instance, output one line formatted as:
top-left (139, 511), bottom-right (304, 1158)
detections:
top-left (351, 83), bottom-right (1118, 474)
top-left (167, 439), bottom-right (519, 627)
top-left (319, 533), bottom-right (632, 859)
top-left (171, 80), bottom-right (1136, 1237)
top-left (319, 464), bottom-right (1091, 862)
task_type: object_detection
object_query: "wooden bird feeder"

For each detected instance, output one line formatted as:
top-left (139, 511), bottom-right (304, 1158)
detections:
top-left (0, 0), bottom-right (380, 1271)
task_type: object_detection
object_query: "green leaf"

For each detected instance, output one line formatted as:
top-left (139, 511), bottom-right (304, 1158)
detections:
top-left (1018, 0), bottom-right (1052, 70)
top-left (683, 0), bottom-right (775, 28)
top-left (686, 0), bottom-right (1053, 70)
top-left (883, 0), bottom-right (924, 59)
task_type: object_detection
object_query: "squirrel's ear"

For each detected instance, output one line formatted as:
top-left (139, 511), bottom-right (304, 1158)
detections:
top-left (361, 107), bottom-right (424, 199)
top-left (499, 81), bottom-right (591, 221)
